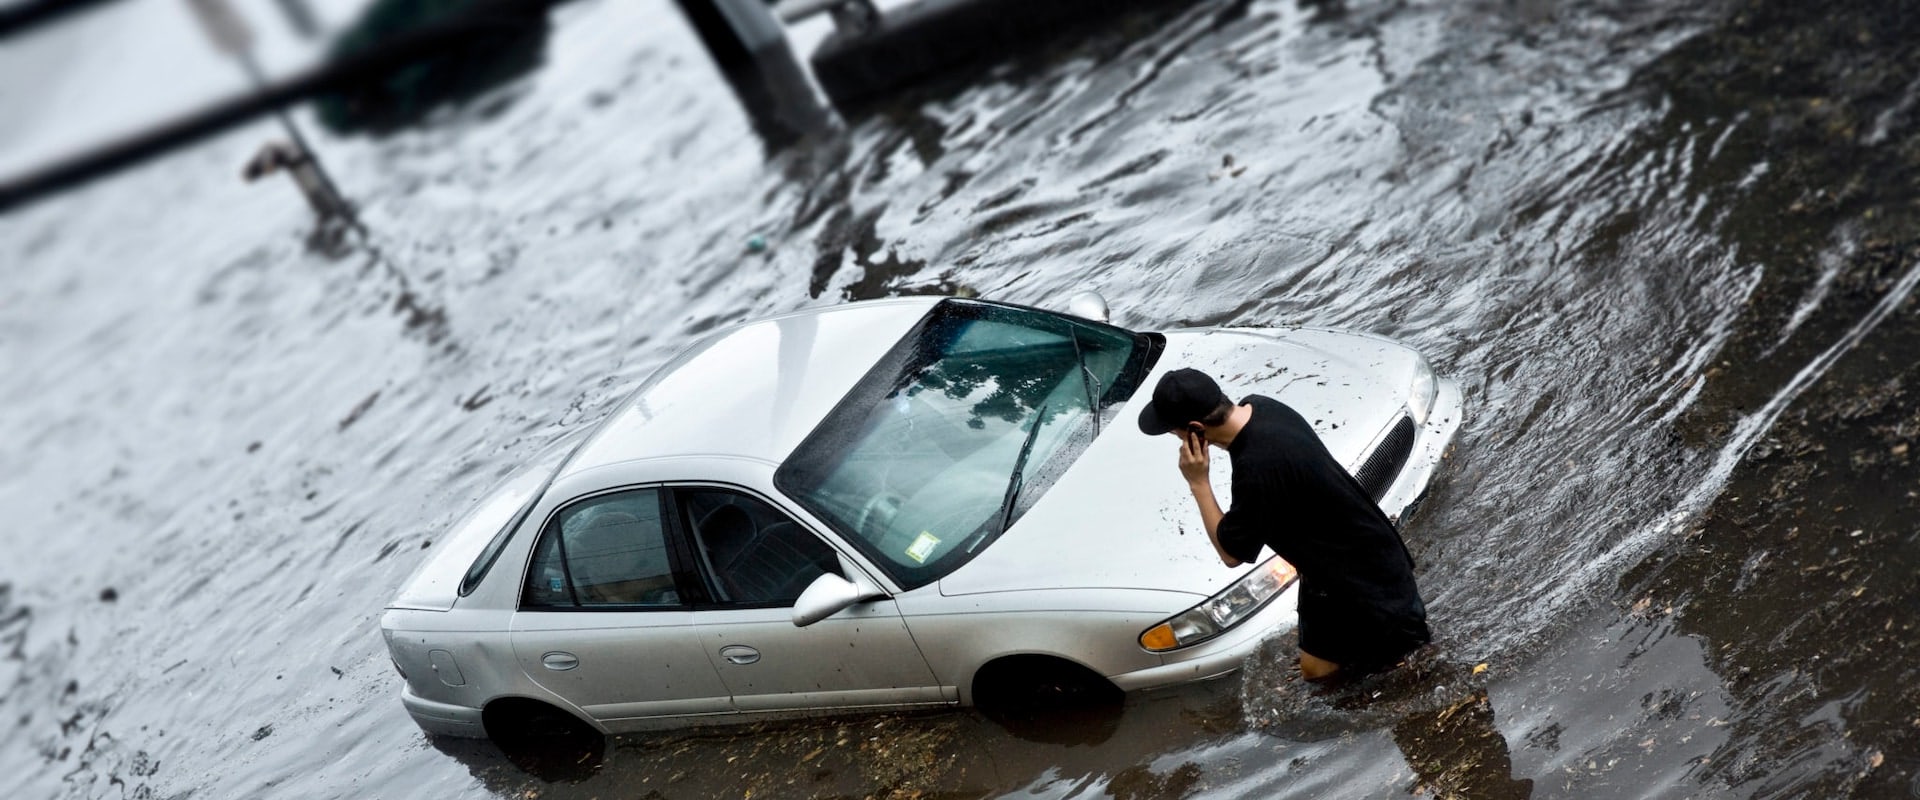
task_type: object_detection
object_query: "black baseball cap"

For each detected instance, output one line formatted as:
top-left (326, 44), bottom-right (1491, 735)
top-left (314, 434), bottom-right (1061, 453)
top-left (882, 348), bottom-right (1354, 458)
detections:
top-left (1136, 368), bottom-right (1230, 435)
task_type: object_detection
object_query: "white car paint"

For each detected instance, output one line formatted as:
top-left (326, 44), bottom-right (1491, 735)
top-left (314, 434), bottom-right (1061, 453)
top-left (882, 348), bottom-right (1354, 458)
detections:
top-left (380, 296), bottom-right (1462, 739)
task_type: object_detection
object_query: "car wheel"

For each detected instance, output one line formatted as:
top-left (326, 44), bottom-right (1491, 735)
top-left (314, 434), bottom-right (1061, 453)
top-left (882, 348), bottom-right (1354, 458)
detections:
top-left (482, 698), bottom-right (604, 780)
top-left (972, 656), bottom-right (1123, 744)
top-left (975, 656), bottom-right (1121, 709)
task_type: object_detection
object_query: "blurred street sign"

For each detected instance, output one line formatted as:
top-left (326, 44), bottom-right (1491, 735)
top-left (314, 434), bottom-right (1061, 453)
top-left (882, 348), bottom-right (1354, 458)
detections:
top-left (185, 0), bottom-right (254, 56)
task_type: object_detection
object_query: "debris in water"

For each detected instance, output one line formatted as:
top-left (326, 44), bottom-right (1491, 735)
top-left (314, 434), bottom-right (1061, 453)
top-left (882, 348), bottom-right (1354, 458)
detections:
top-left (1208, 154), bottom-right (1248, 181)
top-left (338, 391), bottom-right (381, 431)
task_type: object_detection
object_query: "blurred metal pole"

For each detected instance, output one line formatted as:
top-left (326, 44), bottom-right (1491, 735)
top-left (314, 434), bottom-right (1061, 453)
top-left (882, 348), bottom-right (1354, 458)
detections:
top-left (671, 0), bottom-right (836, 146)
top-left (271, 0), bottom-right (321, 39)
top-left (184, 0), bottom-right (358, 229)
top-left (0, 0), bottom-right (840, 210)
top-left (773, 0), bottom-right (876, 31)
top-left (0, 0), bottom-right (564, 212)
top-left (237, 53), bottom-right (360, 228)
top-left (0, 0), bottom-right (119, 37)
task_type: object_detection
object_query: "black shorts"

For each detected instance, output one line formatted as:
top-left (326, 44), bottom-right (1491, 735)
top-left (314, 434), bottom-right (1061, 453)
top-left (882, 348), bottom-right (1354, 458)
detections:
top-left (1298, 607), bottom-right (1431, 674)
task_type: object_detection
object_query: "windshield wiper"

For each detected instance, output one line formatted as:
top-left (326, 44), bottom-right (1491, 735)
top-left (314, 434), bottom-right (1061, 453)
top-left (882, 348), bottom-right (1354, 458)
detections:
top-left (991, 403), bottom-right (1048, 544)
top-left (1068, 327), bottom-right (1101, 436)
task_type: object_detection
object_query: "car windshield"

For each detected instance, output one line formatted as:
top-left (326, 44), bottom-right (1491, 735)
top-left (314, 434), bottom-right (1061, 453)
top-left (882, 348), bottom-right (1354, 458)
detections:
top-left (776, 299), bottom-right (1158, 589)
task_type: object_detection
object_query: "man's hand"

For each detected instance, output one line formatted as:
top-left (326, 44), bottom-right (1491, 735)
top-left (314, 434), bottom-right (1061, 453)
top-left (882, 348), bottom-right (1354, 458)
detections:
top-left (1177, 429), bottom-right (1210, 485)
top-left (1177, 430), bottom-right (1238, 567)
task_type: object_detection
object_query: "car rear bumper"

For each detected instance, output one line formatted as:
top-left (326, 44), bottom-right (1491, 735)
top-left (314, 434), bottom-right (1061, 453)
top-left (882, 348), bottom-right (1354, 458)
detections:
top-left (401, 684), bottom-right (486, 738)
top-left (1107, 581), bottom-right (1300, 692)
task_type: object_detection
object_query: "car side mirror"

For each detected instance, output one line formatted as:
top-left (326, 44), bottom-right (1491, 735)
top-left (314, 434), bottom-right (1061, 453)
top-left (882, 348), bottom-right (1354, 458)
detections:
top-left (791, 572), bottom-right (886, 627)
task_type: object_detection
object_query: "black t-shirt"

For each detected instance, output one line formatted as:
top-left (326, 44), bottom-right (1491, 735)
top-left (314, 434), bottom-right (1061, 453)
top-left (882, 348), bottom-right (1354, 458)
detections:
top-left (1216, 395), bottom-right (1429, 664)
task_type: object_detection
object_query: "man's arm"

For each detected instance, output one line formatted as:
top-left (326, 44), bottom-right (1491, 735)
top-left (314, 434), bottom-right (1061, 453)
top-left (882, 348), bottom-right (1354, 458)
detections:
top-left (1189, 481), bottom-right (1242, 567)
top-left (1178, 431), bottom-right (1243, 567)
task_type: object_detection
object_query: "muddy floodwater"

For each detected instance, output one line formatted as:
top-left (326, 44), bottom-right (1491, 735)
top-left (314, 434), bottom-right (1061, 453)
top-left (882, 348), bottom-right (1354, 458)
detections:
top-left (3, 0), bottom-right (1918, 797)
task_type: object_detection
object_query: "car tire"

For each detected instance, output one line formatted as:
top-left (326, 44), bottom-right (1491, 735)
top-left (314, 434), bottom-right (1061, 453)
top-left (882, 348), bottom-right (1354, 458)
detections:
top-left (972, 656), bottom-right (1123, 744)
top-left (482, 698), bottom-right (605, 780)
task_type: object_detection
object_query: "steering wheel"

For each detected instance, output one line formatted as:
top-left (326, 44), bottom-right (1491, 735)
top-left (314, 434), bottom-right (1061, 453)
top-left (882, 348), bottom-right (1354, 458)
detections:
top-left (853, 491), bottom-right (907, 540)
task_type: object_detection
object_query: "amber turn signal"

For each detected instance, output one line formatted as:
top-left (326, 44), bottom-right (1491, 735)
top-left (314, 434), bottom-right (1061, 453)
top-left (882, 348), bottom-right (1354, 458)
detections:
top-left (1135, 555), bottom-right (1298, 653)
top-left (1139, 623), bottom-right (1179, 652)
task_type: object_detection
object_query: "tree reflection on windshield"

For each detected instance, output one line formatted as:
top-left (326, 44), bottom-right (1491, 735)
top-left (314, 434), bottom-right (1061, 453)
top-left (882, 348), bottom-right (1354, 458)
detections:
top-left (907, 341), bottom-right (1075, 429)
top-left (776, 300), bottom-right (1156, 590)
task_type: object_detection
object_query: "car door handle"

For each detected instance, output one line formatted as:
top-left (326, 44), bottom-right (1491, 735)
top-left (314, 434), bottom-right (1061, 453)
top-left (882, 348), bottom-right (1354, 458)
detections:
top-left (541, 651), bottom-right (579, 671)
top-left (718, 645), bottom-right (760, 665)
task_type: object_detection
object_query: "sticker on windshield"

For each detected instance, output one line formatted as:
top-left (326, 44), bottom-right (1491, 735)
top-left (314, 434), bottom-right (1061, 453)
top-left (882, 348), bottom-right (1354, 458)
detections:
top-left (905, 531), bottom-right (941, 563)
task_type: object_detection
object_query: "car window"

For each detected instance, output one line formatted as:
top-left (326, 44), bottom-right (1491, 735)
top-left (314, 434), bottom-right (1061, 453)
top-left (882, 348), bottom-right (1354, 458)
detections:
top-left (457, 427), bottom-right (589, 597)
top-left (678, 489), bottom-right (844, 607)
top-left (775, 299), bottom-right (1157, 590)
top-left (522, 489), bottom-right (683, 608)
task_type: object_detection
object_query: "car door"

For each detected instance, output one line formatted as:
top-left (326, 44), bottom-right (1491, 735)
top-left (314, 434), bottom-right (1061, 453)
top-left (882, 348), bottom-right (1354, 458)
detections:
top-left (674, 486), bottom-right (947, 713)
top-left (508, 487), bottom-right (734, 725)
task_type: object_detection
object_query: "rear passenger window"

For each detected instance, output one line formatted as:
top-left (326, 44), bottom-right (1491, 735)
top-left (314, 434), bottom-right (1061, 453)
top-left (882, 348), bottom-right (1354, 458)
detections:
top-left (523, 489), bottom-right (681, 608)
top-left (679, 489), bottom-right (844, 607)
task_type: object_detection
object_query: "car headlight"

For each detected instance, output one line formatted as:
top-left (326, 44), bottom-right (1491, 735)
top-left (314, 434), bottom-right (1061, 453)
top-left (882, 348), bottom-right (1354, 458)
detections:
top-left (1138, 557), bottom-right (1298, 652)
top-left (1407, 356), bottom-right (1438, 425)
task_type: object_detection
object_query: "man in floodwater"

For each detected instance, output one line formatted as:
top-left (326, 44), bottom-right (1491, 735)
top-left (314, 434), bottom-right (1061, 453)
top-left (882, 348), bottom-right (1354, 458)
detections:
top-left (1138, 368), bottom-right (1430, 681)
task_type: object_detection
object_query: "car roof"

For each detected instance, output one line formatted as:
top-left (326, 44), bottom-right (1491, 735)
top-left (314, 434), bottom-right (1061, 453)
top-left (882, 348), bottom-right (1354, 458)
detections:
top-left (558, 297), bottom-right (942, 477)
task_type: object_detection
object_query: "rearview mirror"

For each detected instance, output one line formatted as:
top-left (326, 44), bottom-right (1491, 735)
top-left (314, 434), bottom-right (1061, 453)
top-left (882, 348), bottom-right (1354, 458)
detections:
top-left (791, 573), bottom-right (886, 627)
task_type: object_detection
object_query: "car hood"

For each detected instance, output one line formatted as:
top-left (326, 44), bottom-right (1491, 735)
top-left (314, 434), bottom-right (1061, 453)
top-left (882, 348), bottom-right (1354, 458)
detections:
top-left (938, 326), bottom-right (1417, 598)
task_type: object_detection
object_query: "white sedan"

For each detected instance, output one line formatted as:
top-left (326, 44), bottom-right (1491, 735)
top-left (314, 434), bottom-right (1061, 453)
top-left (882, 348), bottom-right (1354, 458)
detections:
top-left (381, 295), bottom-right (1462, 740)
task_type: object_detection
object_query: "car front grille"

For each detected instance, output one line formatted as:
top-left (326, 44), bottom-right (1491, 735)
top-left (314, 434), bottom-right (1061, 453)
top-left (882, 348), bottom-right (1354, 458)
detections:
top-left (1355, 415), bottom-right (1416, 502)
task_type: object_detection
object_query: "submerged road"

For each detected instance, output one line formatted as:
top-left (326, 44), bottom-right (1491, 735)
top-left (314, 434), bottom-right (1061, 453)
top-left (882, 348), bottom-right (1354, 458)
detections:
top-left (2, 0), bottom-right (1917, 797)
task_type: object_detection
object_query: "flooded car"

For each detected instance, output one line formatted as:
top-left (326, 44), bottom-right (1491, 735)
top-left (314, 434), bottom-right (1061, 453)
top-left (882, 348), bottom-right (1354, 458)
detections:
top-left (380, 295), bottom-right (1462, 741)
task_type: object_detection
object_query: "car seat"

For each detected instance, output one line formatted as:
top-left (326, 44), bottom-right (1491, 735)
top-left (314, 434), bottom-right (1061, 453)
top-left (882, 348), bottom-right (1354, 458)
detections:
top-left (568, 511), bottom-right (646, 603)
top-left (696, 500), bottom-right (839, 605)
